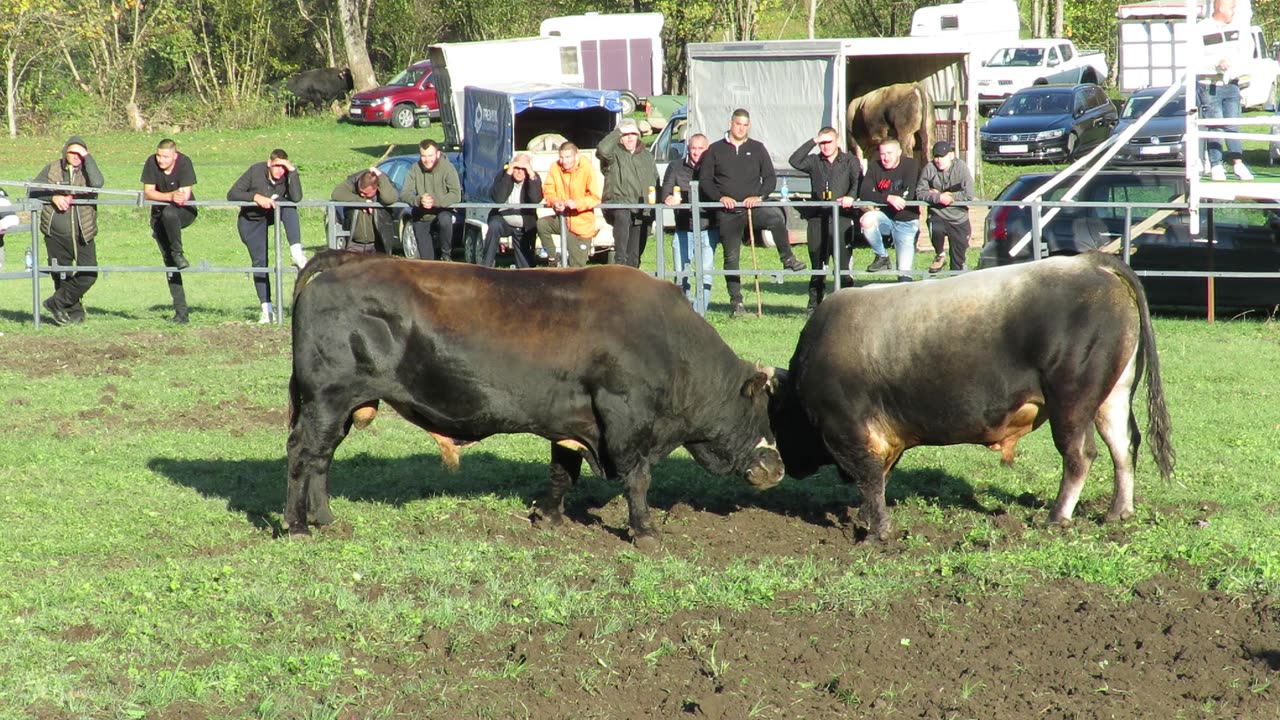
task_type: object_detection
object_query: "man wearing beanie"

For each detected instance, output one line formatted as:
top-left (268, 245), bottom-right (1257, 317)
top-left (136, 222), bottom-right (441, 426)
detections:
top-left (29, 136), bottom-right (105, 325)
top-left (596, 117), bottom-right (658, 268)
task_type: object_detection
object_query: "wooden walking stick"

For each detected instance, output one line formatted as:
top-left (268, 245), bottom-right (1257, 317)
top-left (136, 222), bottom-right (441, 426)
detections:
top-left (746, 207), bottom-right (763, 317)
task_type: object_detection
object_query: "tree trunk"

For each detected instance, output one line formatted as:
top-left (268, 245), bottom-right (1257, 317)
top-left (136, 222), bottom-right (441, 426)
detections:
top-left (6, 51), bottom-right (16, 138)
top-left (808, 0), bottom-right (818, 39)
top-left (336, 0), bottom-right (376, 90)
top-left (1053, 0), bottom-right (1064, 37)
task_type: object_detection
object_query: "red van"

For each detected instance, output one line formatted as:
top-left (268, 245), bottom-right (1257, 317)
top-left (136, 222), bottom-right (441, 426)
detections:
top-left (347, 60), bottom-right (439, 128)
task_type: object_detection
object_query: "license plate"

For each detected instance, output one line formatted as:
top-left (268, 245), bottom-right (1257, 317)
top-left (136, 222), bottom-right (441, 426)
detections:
top-left (999, 144), bottom-right (1028, 154)
top-left (1139, 146), bottom-right (1172, 155)
top-left (349, 109), bottom-right (360, 115)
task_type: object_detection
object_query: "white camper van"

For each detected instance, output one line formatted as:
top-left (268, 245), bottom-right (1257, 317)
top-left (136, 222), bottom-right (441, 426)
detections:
top-left (540, 12), bottom-right (665, 114)
top-left (910, 0), bottom-right (1021, 52)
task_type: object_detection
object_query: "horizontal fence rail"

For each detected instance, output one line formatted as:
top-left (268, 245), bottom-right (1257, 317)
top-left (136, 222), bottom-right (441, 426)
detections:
top-left (1, 180), bottom-right (1277, 327)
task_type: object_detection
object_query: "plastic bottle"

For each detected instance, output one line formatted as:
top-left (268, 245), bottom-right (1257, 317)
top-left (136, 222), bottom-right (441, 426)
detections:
top-left (647, 186), bottom-right (657, 204)
top-left (673, 186), bottom-right (682, 204)
top-left (779, 178), bottom-right (791, 202)
top-left (24, 247), bottom-right (32, 271)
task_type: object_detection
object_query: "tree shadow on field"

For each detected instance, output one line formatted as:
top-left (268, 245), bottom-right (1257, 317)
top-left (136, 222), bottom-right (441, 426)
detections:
top-left (148, 447), bottom-right (992, 539)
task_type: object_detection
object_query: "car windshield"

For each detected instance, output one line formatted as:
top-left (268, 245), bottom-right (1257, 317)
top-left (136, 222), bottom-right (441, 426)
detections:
top-left (1001, 92), bottom-right (1072, 115)
top-left (1121, 95), bottom-right (1186, 119)
top-left (987, 47), bottom-right (1045, 67)
top-left (387, 68), bottom-right (426, 87)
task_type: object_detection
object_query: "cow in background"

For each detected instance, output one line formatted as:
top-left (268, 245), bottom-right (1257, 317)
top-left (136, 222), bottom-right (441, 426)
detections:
top-left (847, 82), bottom-right (933, 167)
top-left (283, 67), bottom-right (354, 113)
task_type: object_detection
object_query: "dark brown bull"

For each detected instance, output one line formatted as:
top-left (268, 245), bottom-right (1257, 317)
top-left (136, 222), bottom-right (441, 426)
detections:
top-left (846, 82), bottom-right (933, 165)
top-left (286, 251), bottom-right (785, 549)
top-left (770, 253), bottom-right (1175, 541)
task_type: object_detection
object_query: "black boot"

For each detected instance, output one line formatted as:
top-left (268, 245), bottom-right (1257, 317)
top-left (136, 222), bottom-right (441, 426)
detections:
top-left (167, 276), bottom-right (189, 324)
top-left (806, 284), bottom-right (825, 317)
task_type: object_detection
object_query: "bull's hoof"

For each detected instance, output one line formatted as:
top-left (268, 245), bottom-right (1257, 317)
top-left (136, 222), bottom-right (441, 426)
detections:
top-left (1046, 515), bottom-right (1073, 529)
top-left (633, 532), bottom-right (662, 553)
top-left (1105, 508), bottom-right (1135, 523)
top-left (287, 523), bottom-right (312, 538)
top-left (307, 508), bottom-right (334, 526)
top-left (529, 507), bottom-right (565, 528)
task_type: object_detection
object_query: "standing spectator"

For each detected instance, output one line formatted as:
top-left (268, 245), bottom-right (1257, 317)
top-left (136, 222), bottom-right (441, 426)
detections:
top-left (916, 141), bottom-right (974, 273)
top-left (141, 138), bottom-right (198, 324)
top-left (858, 139), bottom-right (920, 278)
top-left (597, 118), bottom-right (659, 268)
top-left (483, 153), bottom-right (543, 268)
top-left (29, 136), bottom-right (103, 325)
top-left (0, 189), bottom-right (17, 271)
top-left (401, 139), bottom-right (462, 260)
top-left (1197, 0), bottom-right (1253, 181)
top-left (227, 148), bottom-right (305, 324)
top-left (331, 168), bottom-right (398, 254)
top-left (698, 108), bottom-right (807, 318)
top-left (788, 127), bottom-right (861, 315)
top-left (661, 133), bottom-right (718, 315)
top-left (536, 142), bottom-right (601, 268)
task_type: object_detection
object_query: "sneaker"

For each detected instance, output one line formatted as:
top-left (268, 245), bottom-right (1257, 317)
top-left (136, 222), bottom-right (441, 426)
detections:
top-left (928, 253), bottom-right (946, 273)
top-left (782, 256), bottom-right (808, 272)
top-left (290, 245), bottom-right (308, 269)
top-left (729, 302), bottom-right (748, 319)
top-left (1233, 161), bottom-right (1254, 181)
top-left (1210, 165), bottom-right (1226, 182)
top-left (866, 255), bottom-right (892, 272)
top-left (259, 303), bottom-right (275, 324)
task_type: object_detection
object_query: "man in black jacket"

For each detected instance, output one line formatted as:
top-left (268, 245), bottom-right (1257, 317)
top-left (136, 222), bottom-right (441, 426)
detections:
top-left (789, 127), bottom-right (861, 314)
top-left (483, 153), bottom-right (544, 268)
top-left (227, 148), bottom-right (305, 323)
top-left (31, 136), bottom-right (104, 325)
top-left (698, 108), bottom-right (807, 318)
top-left (661, 133), bottom-right (717, 315)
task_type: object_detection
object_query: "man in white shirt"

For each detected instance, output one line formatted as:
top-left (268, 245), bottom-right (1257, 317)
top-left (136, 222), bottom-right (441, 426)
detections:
top-left (1197, 0), bottom-right (1254, 181)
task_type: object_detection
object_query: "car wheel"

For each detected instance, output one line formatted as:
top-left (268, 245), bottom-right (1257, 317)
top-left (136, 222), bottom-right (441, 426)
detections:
top-left (1065, 132), bottom-right (1079, 159)
top-left (390, 104), bottom-right (416, 129)
top-left (401, 222), bottom-right (419, 259)
top-left (620, 92), bottom-right (638, 116)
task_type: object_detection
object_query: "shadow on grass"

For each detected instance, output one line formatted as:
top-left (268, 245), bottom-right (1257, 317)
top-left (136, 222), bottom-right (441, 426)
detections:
top-left (149, 448), bottom-right (991, 537)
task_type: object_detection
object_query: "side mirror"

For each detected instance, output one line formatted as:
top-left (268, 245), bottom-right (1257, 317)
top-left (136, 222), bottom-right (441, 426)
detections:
top-left (981, 59), bottom-right (988, 66)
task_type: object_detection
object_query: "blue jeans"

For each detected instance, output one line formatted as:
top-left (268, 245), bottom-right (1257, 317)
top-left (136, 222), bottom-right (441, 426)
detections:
top-left (860, 209), bottom-right (919, 274)
top-left (1198, 81), bottom-right (1243, 166)
top-left (673, 228), bottom-right (719, 315)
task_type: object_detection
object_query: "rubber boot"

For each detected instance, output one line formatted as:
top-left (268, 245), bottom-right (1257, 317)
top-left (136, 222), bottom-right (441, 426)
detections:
top-left (167, 275), bottom-right (188, 324)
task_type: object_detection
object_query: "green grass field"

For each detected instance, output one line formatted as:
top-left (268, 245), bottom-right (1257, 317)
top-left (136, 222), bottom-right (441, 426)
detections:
top-left (1, 119), bottom-right (1279, 719)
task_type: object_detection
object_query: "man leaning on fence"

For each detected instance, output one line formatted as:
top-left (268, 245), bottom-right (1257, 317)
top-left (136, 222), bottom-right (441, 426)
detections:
top-left (536, 142), bottom-right (600, 268)
top-left (401, 139), bottom-right (461, 261)
top-left (662, 133), bottom-right (718, 315)
top-left (788, 126), bottom-right (861, 315)
top-left (597, 118), bottom-right (658, 268)
top-left (141, 138), bottom-right (198, 324)
top-left (331, 167), bottom-right (398, 254)
top-left (227, 148), bottom-right (305, 324)
top-left (858, 138), bottom-right (920, 280)
top-left (916, 140), bottom-right (974, 274)
top-left (29, 136), bottom-right (103, 326)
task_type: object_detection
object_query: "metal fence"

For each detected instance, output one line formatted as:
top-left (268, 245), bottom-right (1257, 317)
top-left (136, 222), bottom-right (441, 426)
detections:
top-left (2, 181), bottom-right (1277, 328)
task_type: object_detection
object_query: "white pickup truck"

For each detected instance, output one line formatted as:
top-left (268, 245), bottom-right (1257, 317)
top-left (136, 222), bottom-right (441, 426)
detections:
top-left (976, 39), bottom-right (1109, 114)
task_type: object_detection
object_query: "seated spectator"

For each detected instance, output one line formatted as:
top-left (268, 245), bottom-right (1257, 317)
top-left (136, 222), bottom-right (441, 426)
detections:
top-left (484, 153), bottom-right (543, 268)
top-left (401, 139), bottom-right (462, 260)
top-left (331, 168), bottom-right (398, 254)
top-left (858, 139), bottom-right (920, 278)
top-left (536, 143), bottom-right (601, 268)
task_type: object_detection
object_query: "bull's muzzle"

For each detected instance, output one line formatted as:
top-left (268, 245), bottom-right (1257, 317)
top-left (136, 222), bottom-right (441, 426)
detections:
top-left (745, 443), bottom-right (785, 490)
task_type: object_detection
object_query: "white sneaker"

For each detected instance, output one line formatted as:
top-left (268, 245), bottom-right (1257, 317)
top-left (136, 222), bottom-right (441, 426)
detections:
top-left (1210, 164), bottom-right (1227, 182)
top-left (259, 303), bottom-right (275, 324)
top-left (1233, 161), bottom-right (1254, 181)
top-left (290, 244), bottom-right (308, 269)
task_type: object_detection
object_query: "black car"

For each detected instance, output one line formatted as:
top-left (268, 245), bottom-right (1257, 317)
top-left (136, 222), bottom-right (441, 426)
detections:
top-left (1109, 87), bottom-right (1188, 166)
top-left (980, 84), bottom-right (1118, 163)
top-left (979, 169), bottom-right (1280, 310)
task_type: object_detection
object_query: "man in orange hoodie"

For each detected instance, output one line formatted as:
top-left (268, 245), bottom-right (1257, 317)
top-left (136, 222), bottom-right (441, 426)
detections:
top-left (536, 142), bottom-right (600, 267)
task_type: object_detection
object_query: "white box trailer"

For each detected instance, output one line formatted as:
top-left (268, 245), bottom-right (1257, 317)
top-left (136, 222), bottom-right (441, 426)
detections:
top-left (909, 0), bottom-right (1020, 61)
top-left (685, 38), bottom-right (979, 189)
top-left (540, 12), bottom-right (665, 114)
top-left (428, 37), bottom-right (584, 146)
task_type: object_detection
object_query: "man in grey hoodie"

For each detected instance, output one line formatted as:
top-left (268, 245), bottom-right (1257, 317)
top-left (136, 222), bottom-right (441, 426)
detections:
top-left (915, 141), bottom-right (974, 273)
top-left (30, 136), bottom-right (104, 325)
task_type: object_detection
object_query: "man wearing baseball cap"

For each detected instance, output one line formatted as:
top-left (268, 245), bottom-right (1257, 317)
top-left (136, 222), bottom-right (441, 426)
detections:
top-left (29, 136), bottom-right (105, 325)
top-left (484, 152), bottom-right (543, 268)
top-left (915, 140), bottom-right (974, 273)
top-left (596, 117), bottom-right (658, 268)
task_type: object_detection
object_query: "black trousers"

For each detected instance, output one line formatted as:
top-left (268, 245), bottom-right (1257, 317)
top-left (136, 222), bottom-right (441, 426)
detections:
top-left (411, 210), bottom-right (456, 260)
top-left (803, 213), bottom-right (855, 292)
top-left (44, 232), bottom-right (97, 322)
top-left (716, 207), bottom-right (794, 305)
top-left (238, 208), bottom-right (301, 304)
top-left (606, 208), bottom-right (652, 268)
top-left (152, 206), bottom-right (197, 317)
top-left (928, 216), bottom-right (971, 270)
top-left (484, 213), bottom-right (537, 268)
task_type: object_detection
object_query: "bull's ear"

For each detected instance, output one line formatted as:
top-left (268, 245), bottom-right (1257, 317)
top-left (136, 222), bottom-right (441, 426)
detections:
top-left (741, 367), bottom-right (775, 398)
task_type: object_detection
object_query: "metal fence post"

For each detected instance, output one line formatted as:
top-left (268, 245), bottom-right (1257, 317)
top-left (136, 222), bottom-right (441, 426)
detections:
top-left (30, 209), bottom-right (40, 328)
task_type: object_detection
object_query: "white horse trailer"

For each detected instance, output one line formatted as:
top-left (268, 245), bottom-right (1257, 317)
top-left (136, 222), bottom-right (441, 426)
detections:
top-left (540, 12), bottom-right (665, 114)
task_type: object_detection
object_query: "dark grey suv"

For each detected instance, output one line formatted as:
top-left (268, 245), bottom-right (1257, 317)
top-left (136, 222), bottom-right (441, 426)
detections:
top-left (979, 169), bottom-right (1280, 310)
top-left (980, 84), bottom-right (1118, 163)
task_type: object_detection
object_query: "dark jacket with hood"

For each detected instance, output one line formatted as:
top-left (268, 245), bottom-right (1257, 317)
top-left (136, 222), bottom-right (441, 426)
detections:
top-left (31, 136), bottom-right (104, 243)
top-left (660, 153), bottom-right (714, 232)
top-left (596, 126), bottom-right (659, 204)
top-left (788, 139), bottom-right (863, 220)
top-left (227, 161), bottom-right (303, 222)
top-left (488, 168), bottom-right (544, 228)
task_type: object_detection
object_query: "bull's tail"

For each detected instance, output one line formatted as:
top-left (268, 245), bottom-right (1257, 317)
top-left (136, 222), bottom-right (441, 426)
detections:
top-left (1103, 255), bottom-right (1176, 480)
